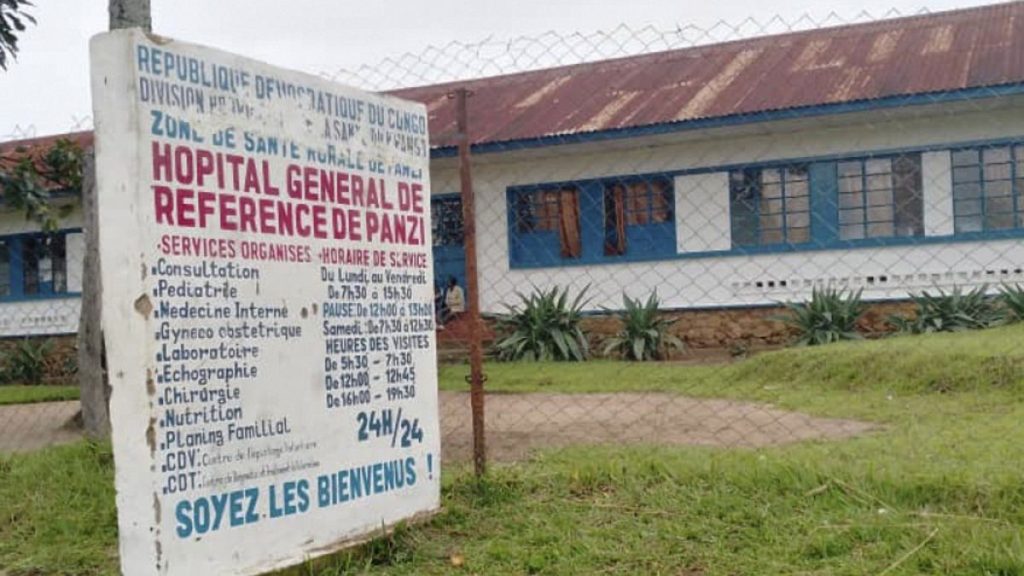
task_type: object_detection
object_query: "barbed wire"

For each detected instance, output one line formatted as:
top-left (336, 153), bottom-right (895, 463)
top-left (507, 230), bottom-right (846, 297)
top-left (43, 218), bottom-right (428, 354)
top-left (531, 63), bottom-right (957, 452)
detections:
top-left (3, 8), bottom-right (1023, 573)
top-left (324, 7), bottom-right (930, 91)
top-left (0, 6), bottom-right (935, 142)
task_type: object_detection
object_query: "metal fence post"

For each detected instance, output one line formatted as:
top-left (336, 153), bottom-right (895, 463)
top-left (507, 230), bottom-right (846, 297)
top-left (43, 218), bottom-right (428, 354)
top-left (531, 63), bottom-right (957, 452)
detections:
top-left (454, 88), bottom-right (487, 476)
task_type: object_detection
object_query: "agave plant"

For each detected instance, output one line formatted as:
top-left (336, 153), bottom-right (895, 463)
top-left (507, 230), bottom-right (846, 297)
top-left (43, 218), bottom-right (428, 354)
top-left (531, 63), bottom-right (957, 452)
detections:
top-left (602, 291), bottom-right (683, 361)
top-left (781, 287), bottom-right (865, 346)
top-left (890, 285), bottom-right (1003, 334)
top-left (3, 338), bottom-right (52, 385)
top-left (998, 283), bottom-right (1024, 323)
top-left (493, 285), bottom-right (590, 362)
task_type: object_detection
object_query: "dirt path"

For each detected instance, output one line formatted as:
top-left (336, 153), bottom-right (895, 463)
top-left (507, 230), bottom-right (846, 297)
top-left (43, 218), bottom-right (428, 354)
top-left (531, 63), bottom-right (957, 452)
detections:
top-left (0, 401), bottom-right (82, 453)
top-left (0, 394), bottom-right (875, 460)
top-left (439, 392), bottom-right (875, 461)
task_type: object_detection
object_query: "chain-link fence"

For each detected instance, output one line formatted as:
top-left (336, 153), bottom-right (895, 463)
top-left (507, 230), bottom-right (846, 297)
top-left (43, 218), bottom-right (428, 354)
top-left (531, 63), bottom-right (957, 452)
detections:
top-left (346, 6), bottom-right (1024, 571)
top-left (0, 128), bottom-right (85, 453)
top-left (324, 3), bottom-right (1024, 470)
top-left (3, 4), bottom-right (1024, 573)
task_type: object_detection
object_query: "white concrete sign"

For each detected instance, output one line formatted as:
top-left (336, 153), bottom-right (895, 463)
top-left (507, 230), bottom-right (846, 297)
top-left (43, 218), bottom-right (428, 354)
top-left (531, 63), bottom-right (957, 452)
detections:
top-left (90, 30), bottom-right (438, 575)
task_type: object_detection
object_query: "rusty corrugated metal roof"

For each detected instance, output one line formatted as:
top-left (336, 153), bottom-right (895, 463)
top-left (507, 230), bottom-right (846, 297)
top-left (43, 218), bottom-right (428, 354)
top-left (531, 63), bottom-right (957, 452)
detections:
top-left (0, 131), bottom-right (93, 168)
top-left (4, 4), bottom-right (1022, 156)
top-left (392, 2), bottom-right (1024, 150)
top-left (0, 132), bottom-right (92, 196)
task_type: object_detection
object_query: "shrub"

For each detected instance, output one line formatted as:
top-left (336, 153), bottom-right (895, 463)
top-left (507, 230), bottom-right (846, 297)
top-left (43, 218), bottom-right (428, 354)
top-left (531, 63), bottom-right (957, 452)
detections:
top-left (780, 287), bottom-right (865, 346)
top-left (3, 338), bottom-right (53, 385)
top-left (890, 285), bottom-right (1003, 334)
top-left (998, 283), bottom-right (1024, 323)
top-left (493, 286), bottom-right (590, 362)
top-left (602, 291), bottom-right (683, 361)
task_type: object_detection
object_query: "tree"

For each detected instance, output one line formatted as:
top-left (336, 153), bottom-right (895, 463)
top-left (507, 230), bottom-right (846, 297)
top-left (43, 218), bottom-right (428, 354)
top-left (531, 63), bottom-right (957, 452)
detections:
top-left (72, 0), bottom-right (153, 438)
top-left (109, 0), bottom-right (151, 32)
top-left (77, 0), bottom-right (152, 438)
top-left (0, 1), bottom-right (151, 439)
top-left (0, 138), bottom-right (83, 230)
top-left (0, 0), bottom-right (35, 70)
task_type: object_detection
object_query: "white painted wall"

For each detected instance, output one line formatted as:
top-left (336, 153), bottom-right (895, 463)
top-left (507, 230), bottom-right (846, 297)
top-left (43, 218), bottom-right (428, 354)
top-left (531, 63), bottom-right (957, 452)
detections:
top-left (430, 101), bottom-right (1024, 312)
top-left (66, 231), bottom-right (85, 293)
top-left (0, 203), bottom-right (82, 235)
top-left (675, 172), bottom-right (731, 253)
top-left (922, 150), bottom-right (955, 236)
top-left (0, 298), bottom-right (80, 336)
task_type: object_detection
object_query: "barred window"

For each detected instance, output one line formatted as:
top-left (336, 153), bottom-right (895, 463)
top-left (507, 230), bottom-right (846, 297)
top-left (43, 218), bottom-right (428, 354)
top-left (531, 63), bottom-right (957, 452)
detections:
top-left (0, 232), bottom-right (72, 300)
top-left (511, 186), bottom-right (581, 259)
top-left (514, 188), bottom-right (566, 233)
top-left (23, 234), bottom-right (67, 295)
top-left (952, 145), bottom-right (1024, 233)
top-left (837, 155), bottom-right (923, 240)
top-left (604, 179), bottom-right (673, 256)
top-left (730, 166), bottom-right (810, 247)
top-left (0, 240), bottom-right (9, 298)
top-left (431, 196), bottom-right (464, 247)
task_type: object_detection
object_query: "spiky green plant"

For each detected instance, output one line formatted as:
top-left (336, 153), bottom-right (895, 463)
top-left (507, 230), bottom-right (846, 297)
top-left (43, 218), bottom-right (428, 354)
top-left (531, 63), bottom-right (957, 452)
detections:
top-left (493, 285), bottom-right (590, 362)
top-left (998, 283), bottom-right (1024, 323)
top-left (602, 291), bottom-right (683, 361)
top-left (889, 285), bottom-right (1003, 334)
top-left (781, 287), bottom-right (865, 346)
top-left (3, 338), bottom-right (52, 385)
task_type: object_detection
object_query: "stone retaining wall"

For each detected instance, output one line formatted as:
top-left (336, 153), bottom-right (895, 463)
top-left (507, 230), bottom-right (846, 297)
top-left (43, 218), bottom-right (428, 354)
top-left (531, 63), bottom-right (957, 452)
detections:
top-left (581, 301), bottom-right (917, 352)
top-left (438, 301), bottom-right (918, 360)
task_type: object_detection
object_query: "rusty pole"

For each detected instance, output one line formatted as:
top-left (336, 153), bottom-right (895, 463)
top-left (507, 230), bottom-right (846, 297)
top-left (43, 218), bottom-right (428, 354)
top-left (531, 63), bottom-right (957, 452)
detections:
top-left (454, 88), bottom-right (487, 476)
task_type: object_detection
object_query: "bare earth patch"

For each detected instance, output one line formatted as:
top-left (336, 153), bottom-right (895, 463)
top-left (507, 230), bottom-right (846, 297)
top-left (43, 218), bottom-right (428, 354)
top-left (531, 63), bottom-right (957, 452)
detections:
top-left (0, 401), bottom-right (82, 453)
top-left (0, 394), bottom-right (876, 459)
top-left (441, 391), bottom-right (876, 461)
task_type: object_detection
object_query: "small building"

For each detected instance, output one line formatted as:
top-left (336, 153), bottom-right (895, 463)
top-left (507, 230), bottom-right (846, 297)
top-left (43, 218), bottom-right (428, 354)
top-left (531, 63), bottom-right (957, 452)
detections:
top-left (3, 3), bottom-right (1024, 346)
top-left (0, 132), bottom-right (89, 337)
top-left (399, 2), bottom-right (1024, 345)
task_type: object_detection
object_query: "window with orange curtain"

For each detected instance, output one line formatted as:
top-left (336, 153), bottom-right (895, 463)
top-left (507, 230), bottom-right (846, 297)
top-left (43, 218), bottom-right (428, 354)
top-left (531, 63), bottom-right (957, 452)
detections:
top-left (513, 186), bottom-right (581, 259)
top-left (603, 179), bottom-right (673, 256)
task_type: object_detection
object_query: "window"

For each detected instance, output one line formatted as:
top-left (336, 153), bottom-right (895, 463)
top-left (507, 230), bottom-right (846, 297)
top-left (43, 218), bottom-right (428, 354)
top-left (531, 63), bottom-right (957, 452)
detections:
top-left (431, 197), bottom-right (464, 247)
top-left (730, 166), bottom-right (810, 247)
top-left (0, 232), bottom-right (72, 300)
top-left (952, 145), bottom-right (1024, 233)
top-left (837, 155), bottom-right (923, 240)
top-left (604, 179), bottom-right (673, 256)
top-left (0, 240), bottom-right (9, 298)
top-left (512, 186), bottom-right (581, 259)
top-left (22, 235), bottom-right (67, 295)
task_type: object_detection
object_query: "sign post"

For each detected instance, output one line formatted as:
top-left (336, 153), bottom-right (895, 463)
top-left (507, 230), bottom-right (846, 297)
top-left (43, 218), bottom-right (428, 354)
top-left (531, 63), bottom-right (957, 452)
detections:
top-left (90, 30), bottom-right (439, 575)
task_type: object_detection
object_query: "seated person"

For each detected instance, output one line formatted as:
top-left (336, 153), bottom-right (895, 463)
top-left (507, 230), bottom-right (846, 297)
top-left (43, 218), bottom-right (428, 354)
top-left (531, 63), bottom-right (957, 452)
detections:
top-left (443, 276), bottom-right (465, 323)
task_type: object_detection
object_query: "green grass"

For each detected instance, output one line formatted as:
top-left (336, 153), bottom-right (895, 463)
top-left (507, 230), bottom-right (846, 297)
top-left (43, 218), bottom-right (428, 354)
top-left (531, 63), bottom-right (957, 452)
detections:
top-left (0, 385), bottom-right (79, 406)
top-left (0, 442), bottom-right (117, 575)
top-left (4, 326), bottom-right (1024, 574)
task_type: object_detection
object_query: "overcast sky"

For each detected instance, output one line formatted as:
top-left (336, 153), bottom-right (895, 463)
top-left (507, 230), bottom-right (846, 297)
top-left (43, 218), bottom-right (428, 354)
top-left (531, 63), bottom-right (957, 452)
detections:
top-left (0, 0), bottom-right (999, 139)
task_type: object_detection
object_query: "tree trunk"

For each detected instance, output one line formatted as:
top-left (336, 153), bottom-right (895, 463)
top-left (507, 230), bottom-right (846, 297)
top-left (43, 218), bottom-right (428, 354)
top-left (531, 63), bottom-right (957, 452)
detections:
top-left (109, 0), bottom-right (151, 31)
top-left (80, 0), bottom-right (153, 437)
top-left (78, 153), bottom-right (110, 439)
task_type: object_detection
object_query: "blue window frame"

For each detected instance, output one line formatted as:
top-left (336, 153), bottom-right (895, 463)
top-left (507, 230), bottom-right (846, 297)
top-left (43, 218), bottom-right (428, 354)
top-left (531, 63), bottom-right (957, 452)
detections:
top-left (0, 239), bottom-right (9, 298)
top-left (431, 196), bottom-right (464, 247)
top-left (504, 136), bottom-right (1024, 268)
top-left (836, 155), bottom-right (923, 240)
top-left (0, 231), bottom-right (72, 301)
top-left (508, 176), bottom-right (676, 268)
top-left (952, 144), bottom-right (1024, 233)
top-left (509, 185), bottom-right (581, 266)
top-left (603, 177), bottom-right (674, 257)
top-left (729, 165), bottom-right (810, 248)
